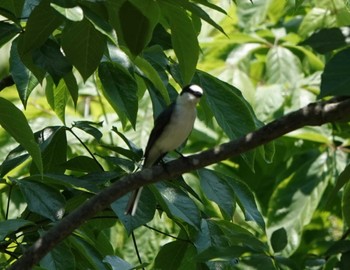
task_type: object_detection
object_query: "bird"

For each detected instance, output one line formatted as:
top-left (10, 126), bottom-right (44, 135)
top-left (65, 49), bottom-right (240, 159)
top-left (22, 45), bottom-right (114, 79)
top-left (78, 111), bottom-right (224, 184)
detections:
top-left (125, 84), bottom-right (203, 215)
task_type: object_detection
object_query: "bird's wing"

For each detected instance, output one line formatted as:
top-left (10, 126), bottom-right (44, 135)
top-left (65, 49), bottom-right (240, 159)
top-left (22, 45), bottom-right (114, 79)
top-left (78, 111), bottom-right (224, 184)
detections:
top-left (144, 102), bottom-right (176, 163)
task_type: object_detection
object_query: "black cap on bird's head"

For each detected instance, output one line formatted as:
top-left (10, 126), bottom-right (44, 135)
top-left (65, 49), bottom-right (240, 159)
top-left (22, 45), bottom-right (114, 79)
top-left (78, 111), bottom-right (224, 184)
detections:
top-left (181, 84), bottom-right (203, 98)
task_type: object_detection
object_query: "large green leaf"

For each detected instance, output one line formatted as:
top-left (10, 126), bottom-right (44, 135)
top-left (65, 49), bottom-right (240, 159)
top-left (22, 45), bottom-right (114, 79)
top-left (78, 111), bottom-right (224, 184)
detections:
top-left (33, 39), bottom-right (72, 85)
top-left (342, 181), bottom-right (350, 227)
top-left (267, 153), bottom-right (331, 255)
top-left (153, 182), bottom-right (201, 229)
top-left (0, 0), bottom-right (25, 18)
top-left (16, 179), bottom-right (65, 221)
top-left (0, 219), bottom-right (34, 240)
top-left (226, 174), bottom-right (266, 230)
top-left (320, 48), bottom-right (350, 97)
top-left (154, 241), bottom-right (197, 270)
top-left (0, 21), bottom-right (21, 47)
top-left (31, 126), bottom-right (67, 174)
top-left (111, 187), bottom-right (156, 234)
top-left (40, 241), bottom-right (75, 270)
top-left (160, 1), bottom-right (199, 84)
top-left (0, 97), bottom-right (43, 174)
top-left (117, 0), bottom-right (160, 55)
top-left (45, 77), bottom-right (69, 124)
top-left (19, 0), bottom-right (63, 54)
top-left (10, 40), bottom-right (39, 108)
top-left (61, 19), bottom-right (106, 80)
top-left (98, 62), bottom-right (138, 128)
top-left (198, 169), bottom-right (235, 218)
top-left (193, 71), bottom-right (258, 168)
top-left (265, 46), bottom-right (302, 85)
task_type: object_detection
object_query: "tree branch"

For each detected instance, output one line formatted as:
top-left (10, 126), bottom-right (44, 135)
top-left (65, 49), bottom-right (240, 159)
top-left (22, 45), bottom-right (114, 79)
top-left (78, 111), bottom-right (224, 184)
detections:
top-left (8, 96), bottom-right (350, 270)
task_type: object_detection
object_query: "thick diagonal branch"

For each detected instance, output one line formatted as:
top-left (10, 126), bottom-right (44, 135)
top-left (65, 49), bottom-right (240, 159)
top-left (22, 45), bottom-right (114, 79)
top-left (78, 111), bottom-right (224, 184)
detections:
top-left (8, 96), bottom-right (350, 270)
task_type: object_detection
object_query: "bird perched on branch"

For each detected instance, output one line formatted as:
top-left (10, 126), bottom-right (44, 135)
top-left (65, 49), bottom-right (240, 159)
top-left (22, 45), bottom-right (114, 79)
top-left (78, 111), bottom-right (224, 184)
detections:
top-left (125, 84), bottom-right (203, 215)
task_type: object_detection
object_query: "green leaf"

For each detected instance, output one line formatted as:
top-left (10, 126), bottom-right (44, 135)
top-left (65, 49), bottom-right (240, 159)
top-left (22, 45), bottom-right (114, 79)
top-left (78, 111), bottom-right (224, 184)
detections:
top-left (111, 187), bottom-right (156, 234)
top-left (73, 121), bottom-right (103, 141)
top-left (98, 62), bottom-right (138, 128)
top-left (45, 77), bottom-right (69, 123)
top-left (82, 6), bottom-right (117, 45)
top-left (0, 21), bottom-right (21, 46)
top-left (0, 147), bottom-right (29, 177)
top-left (198, 169), bottom-right (235, 217)
top-left (135, 56), bottom-right (170, 104)
top-left (40, 241), bottom-right (75, 270)
top-left (50, 3), bottom-right (83, 21)
top-left (111, 127), bottom-right (143, 157)
top-left (300, 28), bottom-right (346, 54)
top-left (103, 255), bottom-right (133, 270)
top-left (61, 19), bottom-right (106, 80)
top-left (117, 0), bottom-right (160, 55)
top-left (267, 153), bottom-right (330, 255)
top-left (153, 182), bottom-right (201, 229)
top-left (0, 219), bottom-right (34, 240)
top-left (193, 70), bottom-right (258, 169)
top-left (10, 40), bottom-right (39, 108)
top-left (265, 46), bottom-right (302, 85)
top-left (62, 156), bottom-right (103, 173)
top-left (173, 0), bottom-right (226, 35)
top-left (342, 182), bottom-right (350, 227)
top-left (32, 126), bottom-right (67, 174)
top-left (19, 0), bottom-right (63, 54)
top-left (326, 162), bottom-right (350, 208)
top-left (270, 227), bottom-right (288, 253)
top-left (0, 97), bottom-right (43, 174)
top-left (320, 48), bottom-right (350, 97)
top-left (0, 0), bottom-right (25, 18)
top-left (154, 241), bottom-right (197, 270)
top-left (33, 39), bottom-right (72, 85)
top-left (160, 2), bottom-right (199, 84)
top-left (227, 175), bottom-right (266, 230)
top-left (210, 220), bottom-right (268, 252)
top-left (68, 236), bottom-right (108, 270)
top-left (16, 179), bottom-right (65, 221)
top-left (63, 71), bottom-right (79, 107)
top-left (325, 240), bottom-right (350, 257)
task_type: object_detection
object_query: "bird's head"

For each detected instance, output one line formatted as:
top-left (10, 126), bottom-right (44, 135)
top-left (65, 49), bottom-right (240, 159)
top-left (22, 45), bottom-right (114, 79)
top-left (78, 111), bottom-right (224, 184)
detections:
top-left (179, 84), bottom-right (203, 105)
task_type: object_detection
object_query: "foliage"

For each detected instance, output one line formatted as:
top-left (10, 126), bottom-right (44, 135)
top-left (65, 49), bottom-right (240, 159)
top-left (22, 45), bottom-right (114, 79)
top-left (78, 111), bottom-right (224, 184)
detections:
top-left (0, 0), bottom-right (350, 269)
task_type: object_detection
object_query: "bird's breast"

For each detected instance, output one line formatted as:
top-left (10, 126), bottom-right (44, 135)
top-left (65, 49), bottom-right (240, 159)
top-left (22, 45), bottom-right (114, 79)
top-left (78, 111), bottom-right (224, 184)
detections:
top-left (156, 105), bottom-right (196, 152)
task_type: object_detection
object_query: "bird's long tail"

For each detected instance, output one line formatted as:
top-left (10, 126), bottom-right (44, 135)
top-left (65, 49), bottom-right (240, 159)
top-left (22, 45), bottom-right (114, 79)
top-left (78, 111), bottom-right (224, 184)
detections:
top-left (125, 187), bottom-right (143, 216)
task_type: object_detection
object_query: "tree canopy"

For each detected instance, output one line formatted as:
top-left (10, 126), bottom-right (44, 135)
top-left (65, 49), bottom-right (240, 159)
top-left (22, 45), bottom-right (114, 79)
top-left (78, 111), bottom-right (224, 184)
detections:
top-left (1, 0), bottom-right (350, 269)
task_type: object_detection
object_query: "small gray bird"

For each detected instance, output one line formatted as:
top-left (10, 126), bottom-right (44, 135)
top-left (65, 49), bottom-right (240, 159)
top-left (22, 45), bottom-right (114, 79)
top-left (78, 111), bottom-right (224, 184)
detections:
top-left (125, 84), bottom-right (203, 215)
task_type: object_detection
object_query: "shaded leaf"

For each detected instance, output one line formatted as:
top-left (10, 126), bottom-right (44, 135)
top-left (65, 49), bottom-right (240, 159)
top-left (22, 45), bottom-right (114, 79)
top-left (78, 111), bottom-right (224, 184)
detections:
top-left (10, 40), bottom-right (39, 108)
top-left (320, 48), bottom-right (350, 97)
top-left (18, 0), bottom-right (63, 54)
top-left (45, 77), bottom-right (69, 123)
top-left (267, 153), bottom-right (330, 255)
top-left (62, 19), bottom-right (106, 80)
top-left (111, 187), bottom-right (156, 234)
top-left (99, 62), bottom-right (138, 128)
top-left (0, 97), bottom-right (43, 174)
top-left (270, 227), bottom-right (288, 253)
top-left (33, 39), bottom-right (72, 85)
top-left (118, 0), bottom-right (159, 55)
top-left (0, 219), bottom-right (34, 240)
top-left (160, 2), bottom-right (199, 84)
top-left (154, 241), bottom-right (197, 270)
top-left (300, 27), bottom-right (347, 54)
top-left (198, 169), bottom-right (235, 217)
top-left (103, 255), bottom-right (133, 270)
top-left (73, 121), bottom-right (103, 142)
top-left (40, 241), bottom-right (75, 270)
top-left (16, 179), bottom-right (65, 221)
top-left (0, 21), bottom-right (21, 46)
top-left (153, 182), bottom-right (201, 229)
